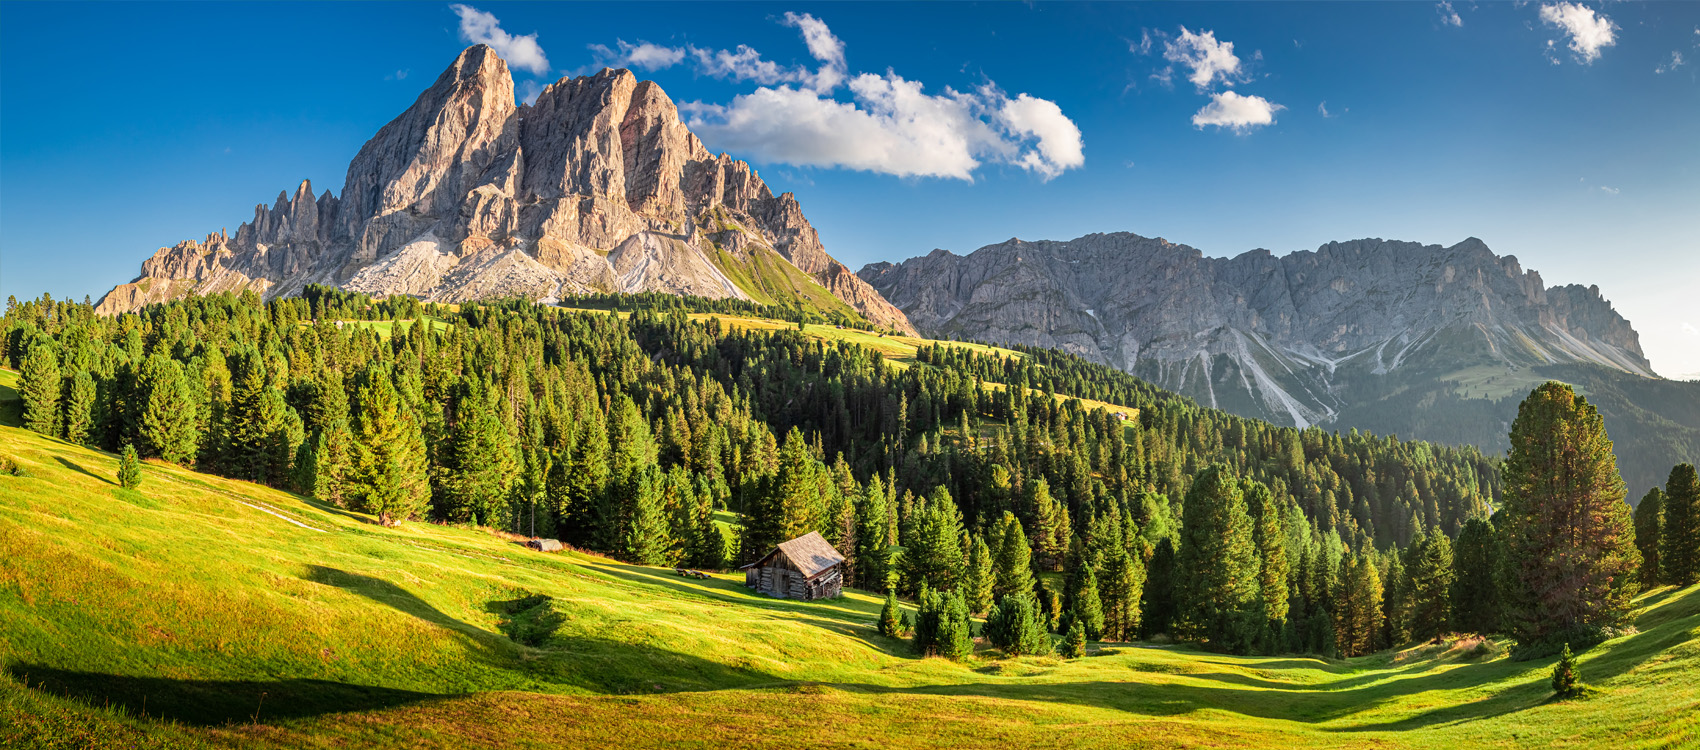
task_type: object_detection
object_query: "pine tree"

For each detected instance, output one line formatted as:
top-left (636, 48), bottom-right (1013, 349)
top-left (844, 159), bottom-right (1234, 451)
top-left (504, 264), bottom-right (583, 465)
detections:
top-left (1450, 517), bottom-right (1501, 634)
top-left (853, 475), bottom-right (891, 590)
top-left (1633, 488), bottom-right (1664, 587)
top-left (1384, 550), bottom-right (1411, 647)
top-left (620, 465), bottom-right (671, 564)
top-left (1062, 536), bottom-right (1105, 640)
top-left (19, 339), bottom-right (61, 436)
top-left (1061, 617), bottom-right (1087, 658)
top-left (878, 589), bottom-right (904, 637)
top-left (310, 418), bottom-right (354, 506)
top-left (1027, 478), bottom-right (1070, 571)
top-left (1140, 537), bottom-right (1177, 639)
top-left (1499, 383), bottom-right (1640, 649)
top-left (1176, 465), bottom-right (1259, 650)
top-left (62, 370), bottom-right (96, 446)
top-left (1551, 643), bottom-right (1583, 699)
top-left (991, 511), bottom-right (1036, 601)
top-left (1333, 554), bottom-right (1384, 657)
top-left (348, 365), bottom-right (430, 525)
top-left (1407, 532), bottom-right (1455, 642)
top-left (898, 488), bottom-right (965, 594)
top-left (225, 347), bottom-right (284, 484)
top-left (1099, 546), bottom-right (1146, 642)
top-left (1661, 464), bottom-right (1700, 587)
top-left (965, 535), bottom-right (995, 615)
top-left (985, 592), bottom-right (1052, 656)
top-left (117, 443), bottom-right (142, 490)
top-left (912, 588), bottom-right (973, 659)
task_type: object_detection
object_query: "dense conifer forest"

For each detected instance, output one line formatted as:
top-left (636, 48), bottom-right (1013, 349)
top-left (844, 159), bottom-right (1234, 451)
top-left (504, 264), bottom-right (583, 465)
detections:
top-left (3, 289), bottom-right (1678, 660)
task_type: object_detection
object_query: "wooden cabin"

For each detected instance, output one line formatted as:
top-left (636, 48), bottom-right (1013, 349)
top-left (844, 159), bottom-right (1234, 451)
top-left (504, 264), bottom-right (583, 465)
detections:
top-left (740, 532), bottom-right (846, 600)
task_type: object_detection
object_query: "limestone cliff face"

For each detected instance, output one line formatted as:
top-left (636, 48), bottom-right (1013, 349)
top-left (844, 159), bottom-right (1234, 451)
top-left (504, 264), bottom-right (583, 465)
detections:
top-left (97, 45), bottom-right (915, 335)
top-left (860, 232), bottom-right (1654, 428)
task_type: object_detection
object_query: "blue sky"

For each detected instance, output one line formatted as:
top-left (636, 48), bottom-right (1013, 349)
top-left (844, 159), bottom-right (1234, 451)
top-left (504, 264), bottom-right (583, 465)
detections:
top-left (2, 1), bottom-right (1696, 376)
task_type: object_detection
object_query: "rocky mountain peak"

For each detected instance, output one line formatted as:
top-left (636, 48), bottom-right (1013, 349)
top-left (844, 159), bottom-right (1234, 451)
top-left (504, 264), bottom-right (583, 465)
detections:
top-left (95, 46), bottom-right (914, 334)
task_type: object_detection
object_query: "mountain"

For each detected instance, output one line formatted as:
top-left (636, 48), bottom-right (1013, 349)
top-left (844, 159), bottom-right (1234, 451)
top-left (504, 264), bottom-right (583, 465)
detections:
top-left (94, 45), bottom-right (915, 335)
top-left (859, 231), bottom-right (1699, 496)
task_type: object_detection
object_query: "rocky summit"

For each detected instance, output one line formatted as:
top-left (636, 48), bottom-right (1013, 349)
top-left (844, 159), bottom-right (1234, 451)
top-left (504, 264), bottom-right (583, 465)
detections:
top-left (859, 231), bottom-right (1699, 494)
top-left (95, 45), bottom-right (915, 335)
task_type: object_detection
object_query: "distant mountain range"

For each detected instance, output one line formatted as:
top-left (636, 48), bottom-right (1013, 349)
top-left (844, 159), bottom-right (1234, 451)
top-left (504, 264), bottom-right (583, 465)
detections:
top-left (860, 232), bottom-right (1699, 497)
top-left (94, 45), bottom-right (914, 334)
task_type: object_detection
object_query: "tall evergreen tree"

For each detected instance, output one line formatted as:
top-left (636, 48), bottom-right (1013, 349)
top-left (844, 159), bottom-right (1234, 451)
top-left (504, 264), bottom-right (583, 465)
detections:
top-left (1334, 554), bottom-right (1384, 657)
top-left (1407, 532), bottom-right (1455, 643)
top-left (1661, 464), bottom-right (1700, 587)
top-left (442, 377), bottom-right (517, 524)
top-left (991, 511), bottom-right (1036, 601)
top-left (1099, 546), bottom-right (1145, 642)
top-left (62, 370), bottom-right (96, 446)
top-left (985, 592), bottom-right (1052, 656)
top-left (224, 347), bottom-right (285, 484)
top-left (1061, 536), bottom-right (1105, 640)
top-left (348, 365), bottom-right (430, 525)
top-left (898, 488), bottom-right (966, 594)
top-left (1450, 517), bottom-right (1501, 634)
top-left (19, 339), bottom-right (61, 436)
top-left (912, 587), bottom-right (973, 659)
top-left (1383, 549), bottom-right (1412, 647)
top-left (138, 354), bottom-right (200, 465)
top-left (1633, 488), bottom-right (1664, 587)
top-left (853, 475), bottom-right (892, 590)
top-left (1246, 479), bottom-right (1290, 630)
top-left (1176, 465), bottom-right (1259, 650)
top-left (1027, 478), bottom-right (1070, 571)
top-left (1499, 383), bottom-right (1640, 649)
top-left (965, 534), bottom-right (995, 615)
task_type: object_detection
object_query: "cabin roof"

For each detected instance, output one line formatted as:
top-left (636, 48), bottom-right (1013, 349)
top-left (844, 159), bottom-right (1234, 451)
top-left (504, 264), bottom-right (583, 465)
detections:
top-left (739, 531), bottom-right (845, 578)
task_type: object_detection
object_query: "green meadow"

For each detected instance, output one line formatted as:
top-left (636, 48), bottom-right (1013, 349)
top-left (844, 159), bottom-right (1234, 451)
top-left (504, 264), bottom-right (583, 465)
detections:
top-left (0, 367), bottom-right (1695, 750)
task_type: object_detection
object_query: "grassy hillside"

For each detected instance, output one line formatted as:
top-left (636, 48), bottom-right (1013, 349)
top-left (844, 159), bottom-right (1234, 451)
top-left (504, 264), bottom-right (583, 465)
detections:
top-left (1, 375), bottom-right (1695, 749)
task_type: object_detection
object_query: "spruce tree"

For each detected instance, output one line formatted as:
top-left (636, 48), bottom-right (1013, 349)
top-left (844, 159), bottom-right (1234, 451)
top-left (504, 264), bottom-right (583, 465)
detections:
top-left (1383, 550), bottom-right (1411, 647)
top-left (1176, 465), bottom-right (1259, 649)
top-left (1333, 554), bottom-right (1384, 657)
top-left (117, 443), bottom-right (142, 490)
top-left (853, 475), bottom-right (891, 590)
top-left (1407, 532), bottom-right (1455, 642)
top-left (19, 340), bottom-right (61, 436)
top-left (1062, 536), bottom-right (1105, 639)
top-left (311, 418), bottom-right (354, 506)
top-left (348, 365), bottom-right (430, 525)
top-left (898, 488), bottom-right (965, 594)
top-left (1499, 383), bottom-right (1640, 649)
top-left (225, 347), bottom-right (284, 484)
top-left (1661, 464), bottom-right (1700, 587)
top-left (62, 370), bottom-right (96, 445)
top-left (620, 465), bottom-right (671, 564)
top-left (1551, 643), bottom-right (1583, 699)
top-left (878, 589), bottom-right (904, 638)
top-left (1633, 488), bottom-right (1664, 587)
top-left (1061, 617), bottom-right (1087, 658)
top-left (1246, 479), bottom-right (1290, 628)
top-left (1027, 478), bottom-right (1070, 571)
top-left (1450, 517), bottom-right (1501, 634)
top-left (138, 355), bottom-right (199, 465)
top-left (443, 377), bottom-right (517, 524)
top-left (991, 511), bottom-right (1036, 601)
top-left (965, 534), bottom-right (995, 615)
top-left (1140, 536), bottom-right (1177, 638)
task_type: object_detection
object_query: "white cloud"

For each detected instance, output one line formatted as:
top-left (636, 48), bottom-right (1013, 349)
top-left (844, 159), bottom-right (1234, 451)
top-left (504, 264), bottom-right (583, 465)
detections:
top-left (782, 12), bottom-right (847, 91)
top-left (1539, 2), bottom-right (1617, 64)
top-left (1599, 185), bottom-right (1620, 194)
top-left (1317, 100), bottom-right (1345, 118)
top-left (451, 4), bottom-right (551, 76)
top-left (1438, 1), bottom-right (1464, 27)
top-left (1655, 51), bottom-right (1686, 74)
top-left (585, 40), bottom-right (686, 72)
top-left (683, 74), bottom-right (1082, 182)
top-left (385, 69), bottom-right (410, 81)
top-left (1164, 27), bottom-right (1243, 89)
top-left (1192, 91), bottom-right (1284, 133)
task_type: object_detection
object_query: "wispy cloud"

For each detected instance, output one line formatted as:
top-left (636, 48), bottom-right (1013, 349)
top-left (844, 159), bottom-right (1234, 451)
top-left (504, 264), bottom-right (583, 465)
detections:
top-left (1539, 2), bottom-right (1616, 64)
top-left (1655, 51), bottom-right (1686, 74)
top-left (385, 69), bottom-right (410, 81)
top-left (1317, 101), bottom-right (1345, 118)
top-left (584, 40), bottom-right (685, 72)
top-left (1437, 1), bottom-right (1464, 27)
top-left (1193, 91), bottom-right (1284, 134)
top-left (1599, 185), bottom-right (1620, 195)
top-left (451, 4), bottom-right (551, 76)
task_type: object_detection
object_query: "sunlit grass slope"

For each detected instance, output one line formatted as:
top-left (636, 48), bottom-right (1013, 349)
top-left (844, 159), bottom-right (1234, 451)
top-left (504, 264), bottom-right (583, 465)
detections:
top-left (0, 369), bottom-right (1695, 750)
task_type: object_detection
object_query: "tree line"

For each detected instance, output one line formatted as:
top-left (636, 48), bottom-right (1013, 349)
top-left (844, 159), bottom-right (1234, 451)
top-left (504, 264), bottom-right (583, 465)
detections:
top-left (4, 291), bottom-right (1683, 660)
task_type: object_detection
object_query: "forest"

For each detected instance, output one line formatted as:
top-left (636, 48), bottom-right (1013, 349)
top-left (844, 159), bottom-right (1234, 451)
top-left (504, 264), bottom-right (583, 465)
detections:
top-left (2, 288), bottom-right (1686, 661)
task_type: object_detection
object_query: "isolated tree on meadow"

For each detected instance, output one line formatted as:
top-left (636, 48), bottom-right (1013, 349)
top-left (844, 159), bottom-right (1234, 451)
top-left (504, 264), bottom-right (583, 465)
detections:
top-left (117, 443), bottom-right (142, 490)
top-left (1061, 617), bottom-right (1087, 658)
top-left (1661, 464), bottom-right (1700, 587)
top-left (1498, 383), bottom-right (1640, 649)
top-left (878, 589), bottom-right (904, 638)
top-left (985, 592), bottom-right (1052, 657)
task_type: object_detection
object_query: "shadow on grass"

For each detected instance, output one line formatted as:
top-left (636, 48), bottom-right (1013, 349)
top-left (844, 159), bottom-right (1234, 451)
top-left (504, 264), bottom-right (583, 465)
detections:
top-left (5, 663), bottom-right (442, 726)
top-left (301, 565), bottom-right (488, 637)
top-left (54, 456), bottom-right (112, 484)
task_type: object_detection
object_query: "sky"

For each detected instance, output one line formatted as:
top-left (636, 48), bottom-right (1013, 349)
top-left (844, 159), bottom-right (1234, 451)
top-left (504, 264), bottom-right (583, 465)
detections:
top-left (2, 1), bottom-right (1696, 377)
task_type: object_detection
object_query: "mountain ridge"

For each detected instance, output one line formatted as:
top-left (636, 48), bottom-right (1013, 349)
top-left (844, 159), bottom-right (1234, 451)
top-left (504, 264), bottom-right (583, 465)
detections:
top-left (94, 45), bottom-right (916, 334)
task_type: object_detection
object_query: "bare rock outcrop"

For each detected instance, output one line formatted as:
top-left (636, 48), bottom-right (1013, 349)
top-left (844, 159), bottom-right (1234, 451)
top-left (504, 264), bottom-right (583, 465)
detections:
top-left (96, 45), bottom-right (916, 335)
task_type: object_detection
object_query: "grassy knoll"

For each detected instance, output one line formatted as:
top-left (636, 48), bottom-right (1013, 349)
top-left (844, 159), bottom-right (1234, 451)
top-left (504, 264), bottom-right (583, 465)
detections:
top-left (1, 370), bottom-right (1695, 749)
